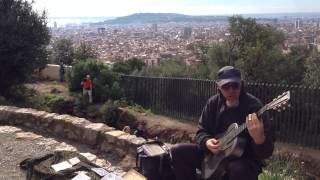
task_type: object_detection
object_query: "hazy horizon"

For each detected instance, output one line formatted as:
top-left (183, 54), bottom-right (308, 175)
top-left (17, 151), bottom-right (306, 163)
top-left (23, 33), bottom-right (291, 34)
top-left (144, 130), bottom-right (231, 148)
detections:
top-left (48, 12), bottom-right (320, 19)
top-left (31, 0), bottom-right (320, 18)
top-left (47, 12), bottom-right (320, 28)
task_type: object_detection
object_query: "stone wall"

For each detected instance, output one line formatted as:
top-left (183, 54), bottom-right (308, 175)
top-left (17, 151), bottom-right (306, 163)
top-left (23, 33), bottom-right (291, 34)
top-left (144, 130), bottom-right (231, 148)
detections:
top-left (0, 106), bottom-right (146, 157)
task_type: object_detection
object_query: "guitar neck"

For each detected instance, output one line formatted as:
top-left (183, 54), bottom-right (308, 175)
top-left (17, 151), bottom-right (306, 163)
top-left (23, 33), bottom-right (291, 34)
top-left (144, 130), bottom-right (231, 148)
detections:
top-left (221, 91), bottom-right (289, 154)
top-left (234, 106), bottom-right (267, 138)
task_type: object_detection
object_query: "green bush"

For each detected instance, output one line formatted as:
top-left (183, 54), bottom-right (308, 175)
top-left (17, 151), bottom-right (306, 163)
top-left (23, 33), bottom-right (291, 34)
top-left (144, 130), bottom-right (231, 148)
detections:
top-left (40, 94), bottom-right (65, 112)
top-left (0, 85), bottom-right (38, 107)
top-left (29, 94), bottom-right (65, 112)
top-left (0, 96), bottom-right (10, 105)
top-left (73, 95), bottom-right (90, 114)
top-left (66, 59), bottom-right (123, 102)
top-left (112, 57), bottom-right (145, 74)
top-left (127, 104), bottom-right (153, 116)
top-left (6, 85), bottom-right (34, 103)
top-left (99, 100), bottom-right (121, 127)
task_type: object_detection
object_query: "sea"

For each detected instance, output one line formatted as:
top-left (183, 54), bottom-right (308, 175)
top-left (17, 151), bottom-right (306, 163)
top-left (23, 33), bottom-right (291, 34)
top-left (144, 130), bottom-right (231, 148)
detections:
top-left (48, 12), bottom-right (320, 27)
top-left (48, 17), bottom-right (115, 27)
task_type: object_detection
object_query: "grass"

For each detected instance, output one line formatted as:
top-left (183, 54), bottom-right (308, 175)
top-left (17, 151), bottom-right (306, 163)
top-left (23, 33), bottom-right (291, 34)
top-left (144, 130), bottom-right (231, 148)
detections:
top-left (259, 153), bottom-right (310, 180)
top-left (127, 104), bottom-right (154, 116)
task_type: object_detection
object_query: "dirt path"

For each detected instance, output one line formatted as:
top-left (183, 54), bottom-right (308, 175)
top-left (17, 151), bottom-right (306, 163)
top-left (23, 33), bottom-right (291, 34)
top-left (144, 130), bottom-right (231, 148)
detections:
top-left (25, 81), bottom-right (73, 100)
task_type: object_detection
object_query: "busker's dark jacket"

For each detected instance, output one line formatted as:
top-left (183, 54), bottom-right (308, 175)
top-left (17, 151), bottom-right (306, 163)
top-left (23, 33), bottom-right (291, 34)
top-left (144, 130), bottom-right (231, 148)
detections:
top-left (196, 89), bottom-right (275, 167)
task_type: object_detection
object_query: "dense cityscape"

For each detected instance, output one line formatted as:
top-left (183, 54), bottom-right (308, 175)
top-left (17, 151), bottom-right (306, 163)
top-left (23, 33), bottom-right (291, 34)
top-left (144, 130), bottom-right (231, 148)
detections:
top-left (50, 14), bottom-right (320, 66)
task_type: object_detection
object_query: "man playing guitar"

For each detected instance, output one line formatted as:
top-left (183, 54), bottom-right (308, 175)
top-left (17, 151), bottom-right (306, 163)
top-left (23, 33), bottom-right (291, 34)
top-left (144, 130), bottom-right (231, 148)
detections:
top-left (171, 66), bottom-right (275, 180)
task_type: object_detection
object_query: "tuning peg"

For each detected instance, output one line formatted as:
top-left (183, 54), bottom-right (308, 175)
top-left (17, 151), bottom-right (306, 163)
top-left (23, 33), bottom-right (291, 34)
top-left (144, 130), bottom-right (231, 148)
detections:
top-left (277, 109), bottom-right (281, 112)
top-left (287, 104), bottom-right (291, 108)
top-left (282, 107), bottom-right (286, 111)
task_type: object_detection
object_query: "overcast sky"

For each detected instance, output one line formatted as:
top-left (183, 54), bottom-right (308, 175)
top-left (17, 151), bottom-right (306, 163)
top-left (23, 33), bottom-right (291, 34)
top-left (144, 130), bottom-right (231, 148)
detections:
top-left (31, 0), bottom-right (320, 17)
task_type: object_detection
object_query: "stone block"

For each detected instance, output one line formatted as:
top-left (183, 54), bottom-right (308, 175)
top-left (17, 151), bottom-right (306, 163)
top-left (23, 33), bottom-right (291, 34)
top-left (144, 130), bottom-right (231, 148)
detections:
top-left (104, 130), bottom-right (126, 144)
top-left (82, 123), bottom-right (114, 146)
top-left (80, 152), bottom-right (97, 162)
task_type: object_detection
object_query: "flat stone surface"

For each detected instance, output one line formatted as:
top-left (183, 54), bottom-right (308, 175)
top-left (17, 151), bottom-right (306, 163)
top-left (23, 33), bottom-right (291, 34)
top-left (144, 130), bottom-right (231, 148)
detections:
top-left (0, 125), bottom-right (128, 180)
top-left (105, 130), bottom-right (126, 137)
top-left (15, 132), bottom-right (42, 140)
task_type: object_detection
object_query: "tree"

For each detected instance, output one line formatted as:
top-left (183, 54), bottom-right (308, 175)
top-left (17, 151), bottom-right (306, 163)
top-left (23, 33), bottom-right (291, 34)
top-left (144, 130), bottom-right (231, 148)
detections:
top-left (136, 59), bottom-right (191, 77)
top-left (0, 0), bottom-right (50, 96)
top-left (281, 44), bottom-right (311, 84)
top-left (52, 38), bottom-right (74, 65)
top-left (207, 43), bottom-right (232, 67)
top-left (112, 61), bottom-right (131, 74)
top-left (303, 50), bottom-right (320, 87)
top-left (187, 42), bottom-right (210, 62)
top-left (204, 16), bottom-right (297, 83)
top-left (112, 57), bottom-right (145, 74)
top-left (67, 59), bottom-right (122, 102)
top-left (235, 43), bottom-right (284, 83)
top-left (228, 16), bottom-right (285, 54)
top-left (74, 41), bottom-right (97, 61)
top-left (227, 16), bottom-right (287, 82)
top-left (127, 57), bottom-right (145, 72)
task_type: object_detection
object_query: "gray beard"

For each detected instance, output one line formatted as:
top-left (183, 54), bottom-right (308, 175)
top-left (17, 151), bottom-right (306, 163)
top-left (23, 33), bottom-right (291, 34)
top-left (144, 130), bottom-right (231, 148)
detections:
top-left (226, 100), bottom-right (239, 108)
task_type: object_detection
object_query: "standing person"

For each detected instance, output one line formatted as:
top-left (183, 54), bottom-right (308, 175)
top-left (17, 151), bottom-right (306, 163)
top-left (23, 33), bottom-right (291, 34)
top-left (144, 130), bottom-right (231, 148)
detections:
top-left (171, 66), bottom-right (275, 180)
top-left (81, 74), bottom-right (93, 103)
top-left (59, 63), bottom-right (65, 82)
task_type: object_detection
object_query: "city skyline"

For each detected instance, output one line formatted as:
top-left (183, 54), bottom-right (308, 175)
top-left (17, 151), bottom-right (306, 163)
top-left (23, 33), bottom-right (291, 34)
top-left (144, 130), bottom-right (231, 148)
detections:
top-left (32, 0), bottom-right (320, 18)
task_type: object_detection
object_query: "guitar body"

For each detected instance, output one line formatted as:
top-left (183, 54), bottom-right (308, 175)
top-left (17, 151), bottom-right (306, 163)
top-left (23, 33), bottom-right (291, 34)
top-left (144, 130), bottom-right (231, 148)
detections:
top-left (201, 123), bottom-right (247, 180)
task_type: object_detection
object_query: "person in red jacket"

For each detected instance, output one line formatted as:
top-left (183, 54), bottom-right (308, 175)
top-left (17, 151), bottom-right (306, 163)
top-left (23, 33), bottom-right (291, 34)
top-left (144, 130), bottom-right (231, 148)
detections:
top-left (81, 74), bottom-right (93, 103)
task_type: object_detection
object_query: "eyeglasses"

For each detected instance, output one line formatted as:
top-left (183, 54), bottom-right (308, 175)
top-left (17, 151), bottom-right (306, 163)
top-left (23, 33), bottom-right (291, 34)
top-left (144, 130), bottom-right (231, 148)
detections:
top-left (221, 83), bottom-right (240, 91)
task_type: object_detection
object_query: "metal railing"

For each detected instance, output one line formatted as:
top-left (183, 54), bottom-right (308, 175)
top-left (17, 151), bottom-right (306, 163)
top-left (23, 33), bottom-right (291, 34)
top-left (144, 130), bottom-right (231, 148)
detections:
top-left (120, 75), bottom-right (320, 149)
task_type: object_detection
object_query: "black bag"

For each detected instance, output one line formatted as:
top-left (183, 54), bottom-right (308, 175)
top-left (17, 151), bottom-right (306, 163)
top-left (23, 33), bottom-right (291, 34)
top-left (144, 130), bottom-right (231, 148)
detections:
top-left (20, 151), bottom-right (104, 180)
top-left (136, 140), bottom-right (176, 180)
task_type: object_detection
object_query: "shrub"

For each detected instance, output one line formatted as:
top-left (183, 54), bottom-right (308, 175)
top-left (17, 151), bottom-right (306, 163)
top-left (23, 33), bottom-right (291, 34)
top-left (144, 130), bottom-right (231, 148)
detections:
top-left (27, 94), bottom-right (65, 112)
top-left (39, 94), bottom-right (65, 112)
top-left (73, 95), bottom-right (90, 114)
top-left (2, 85), bottom-right (37, 107)
top-left (127, 104), bottom-right (153, 116)
top-left (99, 100), bottom-right (121, 127)
top-left (66, 59), bottom-right (123, 102)
top-left (112, 57), bottom-right (146, 75)
top-left (0, 96), bottom-right (10, 105)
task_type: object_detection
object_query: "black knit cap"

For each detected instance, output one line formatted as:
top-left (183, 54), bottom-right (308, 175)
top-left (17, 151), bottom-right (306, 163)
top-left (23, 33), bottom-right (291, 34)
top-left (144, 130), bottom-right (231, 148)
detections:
top-left (216, 66), bottom-right (241, 86)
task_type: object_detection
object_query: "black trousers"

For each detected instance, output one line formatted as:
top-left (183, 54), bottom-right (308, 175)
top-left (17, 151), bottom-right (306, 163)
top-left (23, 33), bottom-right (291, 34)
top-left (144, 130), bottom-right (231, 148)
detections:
top-left (171, 143), bottom-right (261, 180)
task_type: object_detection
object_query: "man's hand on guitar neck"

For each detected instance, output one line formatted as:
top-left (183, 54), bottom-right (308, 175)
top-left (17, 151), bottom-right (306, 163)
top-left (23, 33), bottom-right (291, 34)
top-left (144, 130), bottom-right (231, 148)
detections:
top-left (205, 138), bottom-right (222, 154)
top-left (246, 113), bottom-right (266, 145)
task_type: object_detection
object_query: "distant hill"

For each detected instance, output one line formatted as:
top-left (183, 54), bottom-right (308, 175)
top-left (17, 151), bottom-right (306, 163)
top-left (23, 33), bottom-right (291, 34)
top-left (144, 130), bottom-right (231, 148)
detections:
top-left (96, 13), bottom-right (229, 24)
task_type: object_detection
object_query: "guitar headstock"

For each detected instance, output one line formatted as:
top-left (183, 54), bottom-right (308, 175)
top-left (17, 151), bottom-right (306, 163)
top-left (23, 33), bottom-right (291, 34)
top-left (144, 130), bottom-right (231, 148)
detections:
top-left (266, 91), bottom-right (291, 112)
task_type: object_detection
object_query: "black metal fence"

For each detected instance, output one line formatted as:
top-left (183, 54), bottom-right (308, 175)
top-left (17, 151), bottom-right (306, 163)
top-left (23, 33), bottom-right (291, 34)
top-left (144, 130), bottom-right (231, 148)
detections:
top-left (120, 75), bottom-right (320, 149)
